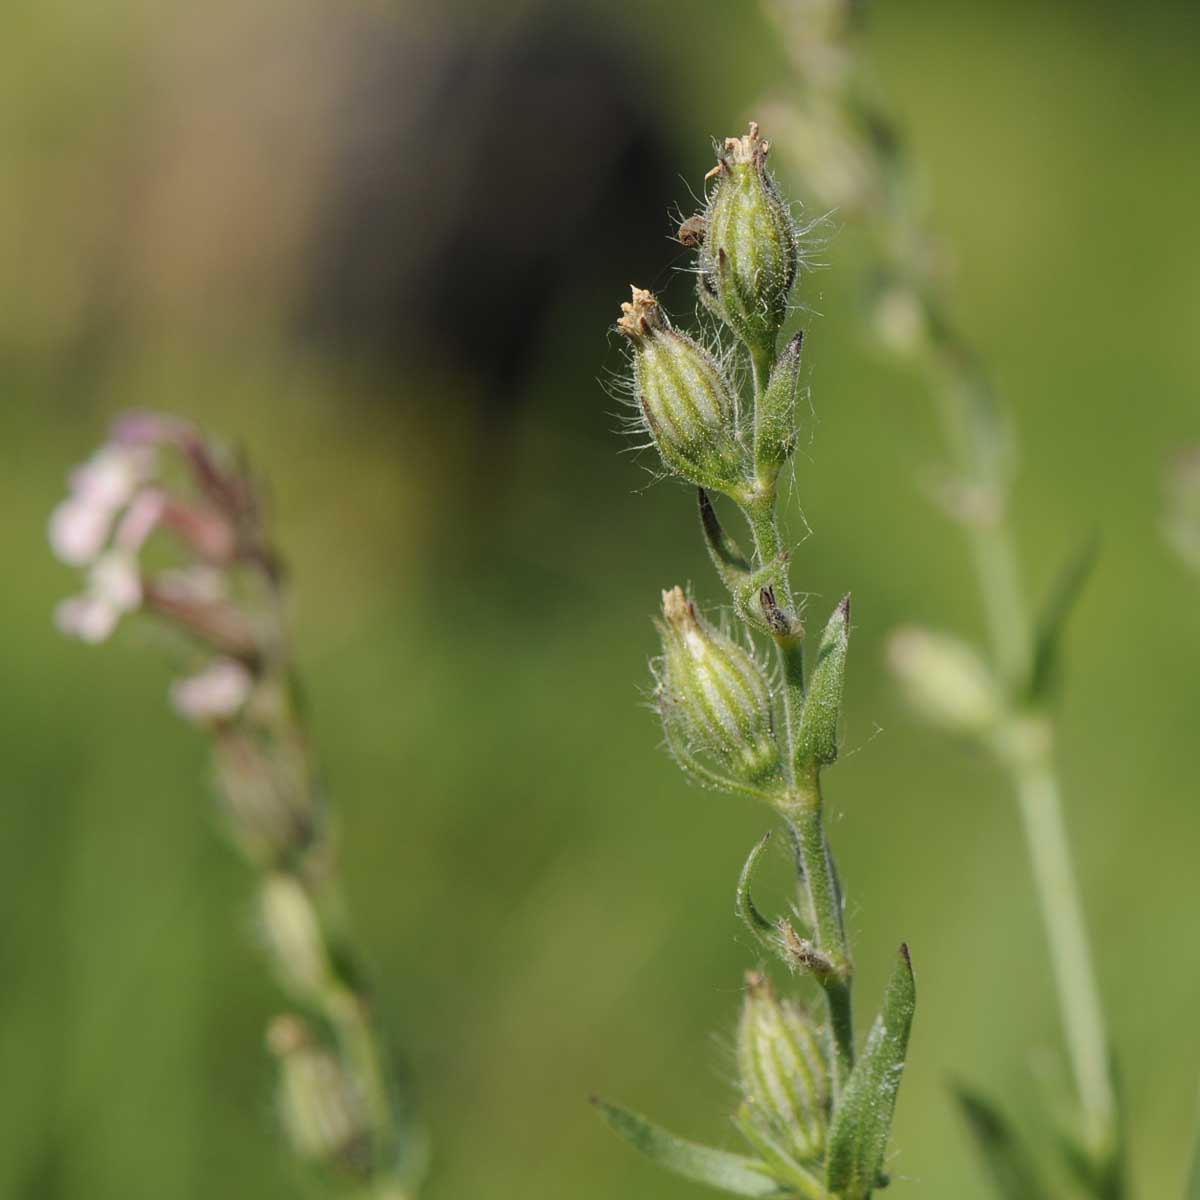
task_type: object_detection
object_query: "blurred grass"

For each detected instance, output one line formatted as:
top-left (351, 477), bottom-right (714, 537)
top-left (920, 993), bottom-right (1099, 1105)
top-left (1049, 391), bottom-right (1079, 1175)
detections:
top-left (3, 0), bottom-right (1200, 1197)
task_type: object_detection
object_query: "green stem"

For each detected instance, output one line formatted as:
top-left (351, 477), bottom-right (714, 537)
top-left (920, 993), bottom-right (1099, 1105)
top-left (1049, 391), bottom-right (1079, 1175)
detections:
top-left (739, 391), bottom-right (854, 1095)
top-left (924, 328), bottom-right (1116, 1169)
top-left (744, 496), bottom-right (805, 758)
top-left (1012, 751), bottom-right (1116, 1156)
top-left (786, 773), bottom-right (854, 1097)
top-left (964, 516), bottom-right (1030, 691)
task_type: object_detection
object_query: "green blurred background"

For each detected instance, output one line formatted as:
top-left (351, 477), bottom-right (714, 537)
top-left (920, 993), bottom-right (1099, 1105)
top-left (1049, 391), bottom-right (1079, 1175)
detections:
top-left (4, 0), bottom-right (1200, 1196)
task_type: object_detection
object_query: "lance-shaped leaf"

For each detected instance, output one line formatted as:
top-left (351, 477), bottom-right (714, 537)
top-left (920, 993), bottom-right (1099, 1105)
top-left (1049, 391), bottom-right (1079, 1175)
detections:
top-left (591, 1097), bottom-right (785, 1196)
top-left (1027, 533), bottom-right (1098, 701)
top-left (736, 832), bottom-right (778, 948)
top-left (794, 597), bottom-right (850, 770)
top-left (699, 488), bottom-right (752, 594)
top-left (756, 331), bottom-right (803, 485)
top-left (825, 945), bottom-right (916, 1198)
top-left (952, 1085), bottom-right (1050, 1200)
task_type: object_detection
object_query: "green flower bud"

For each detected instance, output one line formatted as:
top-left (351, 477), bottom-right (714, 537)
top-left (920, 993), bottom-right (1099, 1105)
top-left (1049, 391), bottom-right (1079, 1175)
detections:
top-left (697, 123), bottom-right (799, 358)
top-left (267, 1015), bottom-right (372, 1178)
top-left (887, 626), bottom-right (1003, 736)
top-left (656, 586), bottom-right (779, 783)
top-left (259, 873), bottom-right (333, 1001)
top-left (619, 287), bottom-right (751, 498)
top-left (737, 971), bottom-right (830, 1163)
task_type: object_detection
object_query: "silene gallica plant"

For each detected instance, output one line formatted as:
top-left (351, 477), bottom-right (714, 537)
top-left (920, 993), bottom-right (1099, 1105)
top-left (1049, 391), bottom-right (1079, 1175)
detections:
top-left (593, 123), bottom-right (915, 1200)
top-left (49, 415), bottom-right (425, 1200)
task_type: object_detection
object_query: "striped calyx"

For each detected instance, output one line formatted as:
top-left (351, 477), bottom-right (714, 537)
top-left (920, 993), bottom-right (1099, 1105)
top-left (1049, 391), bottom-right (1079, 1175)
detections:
top-left (267, 1016), bottom-right (372, 1177)
top-left (656, 587), bottom-right (779, 784)
top-left (737, 971), bottom-right (831, 1163)
top-left (618, 287), bottom-right (750, 499)
top-left (697, 123), bottom-right (799, 358)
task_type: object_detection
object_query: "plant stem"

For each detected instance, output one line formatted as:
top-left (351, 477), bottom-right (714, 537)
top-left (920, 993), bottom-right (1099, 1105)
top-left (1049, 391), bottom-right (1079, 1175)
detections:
top-left (1013, 749), bottom-right (1115, 1152)
top-left (788, 778), bottom-right (855, 1096)
top-left (741, 411), bottom-right (855, 1098)
top-left (745, 496), bottom-right (806, 752)
top-left (966, 517), bottom-right (1030, 691)
top-left (926, 354), bottom-right (1116, 1159)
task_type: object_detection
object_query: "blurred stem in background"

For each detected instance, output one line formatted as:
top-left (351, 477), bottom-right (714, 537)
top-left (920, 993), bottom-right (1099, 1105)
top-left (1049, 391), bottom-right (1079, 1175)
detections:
top-left (761, 0), bottom-right (1123, 1194)
top-left (49, 415), bottom-right (425, 1199)
top-left (1162, 454), bottom-right (1200, 1199)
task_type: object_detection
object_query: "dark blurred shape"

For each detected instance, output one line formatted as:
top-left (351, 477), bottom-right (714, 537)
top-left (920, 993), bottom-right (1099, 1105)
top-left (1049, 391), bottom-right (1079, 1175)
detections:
top-left (297, 7), bottom-right (676, 421)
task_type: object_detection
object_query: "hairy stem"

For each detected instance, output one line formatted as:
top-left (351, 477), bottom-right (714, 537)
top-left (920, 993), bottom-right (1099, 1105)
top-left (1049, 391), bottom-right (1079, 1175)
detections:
top-left (742, 443), bottom-right (855, 1099)
top-left (787, 780), bottom-right (854, 1096)
top-left (744, 495), bottom-right (806, 759)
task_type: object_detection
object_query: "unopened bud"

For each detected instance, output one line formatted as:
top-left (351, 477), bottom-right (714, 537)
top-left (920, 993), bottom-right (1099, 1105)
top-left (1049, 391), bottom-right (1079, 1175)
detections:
top-left (656, 587), bottom-right (779, 783)
top-left (887, 627), bottom-right (1002, 735)
top-left (737, 971), bottom-right (830, 1163)
top-left (618, 287), bottom-right (751, 499)
top-left (259, 873), bottom-right (332, 1000)
top-left (170, 657), bottom-right (253, 724)
top-left (267, 1015), bottom-right (371, 1177)
top-left (697, 123), bottom-right (799, 358)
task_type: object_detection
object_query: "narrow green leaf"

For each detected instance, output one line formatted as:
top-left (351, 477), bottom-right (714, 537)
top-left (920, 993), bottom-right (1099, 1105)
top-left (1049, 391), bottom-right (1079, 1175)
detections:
top-left (1028, 533), bottom-right (1099, 700)
top-left (952, 1085), bottom-right (1050, 1200)
top-left (699, 488), bottom-right (752, 594)
top-left (736, 832), bottom-right (778, 948)
top-left (825, 945), bottom-right (916, 1198)
top-left (755, 331), bottom-right (802, 483)
top-left (591, 1097), bottom-right (784, 1197)
top-left (794, 597), bottom-right (850, 770)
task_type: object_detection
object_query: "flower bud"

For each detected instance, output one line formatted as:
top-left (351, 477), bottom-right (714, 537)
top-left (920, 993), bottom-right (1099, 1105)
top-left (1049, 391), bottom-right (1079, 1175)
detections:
top-left (259, 873), bottom-right (333, 1000)
top-left (170, 657), bottom-right (254, 724)
top-left (887, 626), bottom-right (1003, 736)
top-left (267, 1015), bottom-right (371, 1177)
top-left (736, 971), bottom-right (830, 1163)
top-left (618, 287), bottom-right (751, 499)
top-left (655, 587), bottom-right (779, 783)
top-left (697, 123), bottom-right (799, 358)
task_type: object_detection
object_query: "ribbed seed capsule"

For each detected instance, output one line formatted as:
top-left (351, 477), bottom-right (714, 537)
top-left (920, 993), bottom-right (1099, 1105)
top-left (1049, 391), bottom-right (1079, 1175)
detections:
top-left (267, 1015), bottom-right (372, 1178)
top-left (698, 123), bottom-right (799, 359)
top-left (656, 586), bottom-right (779, 783)
top-left (618, 287), bottom-right (751, 499)
top-left (737, 971), bottom-right (830, 1163)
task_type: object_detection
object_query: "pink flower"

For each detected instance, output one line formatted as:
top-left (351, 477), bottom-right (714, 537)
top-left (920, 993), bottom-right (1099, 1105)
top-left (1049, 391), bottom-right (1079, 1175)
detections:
top-left (48, 443), bottom-right (157, 566)
top-left (169, 658), bottom-right (254, 723)
top-left (53, 549), bottom-right (144, 643)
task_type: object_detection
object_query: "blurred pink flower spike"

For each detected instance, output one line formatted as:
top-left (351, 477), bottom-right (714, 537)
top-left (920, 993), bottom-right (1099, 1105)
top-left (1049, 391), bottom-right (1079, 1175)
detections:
top-left (54, 550), bottom-right (144, 643)
top-left (48, 442), bottom-right (158, 566)
top-left (170, 658), bottom-right (254, 724)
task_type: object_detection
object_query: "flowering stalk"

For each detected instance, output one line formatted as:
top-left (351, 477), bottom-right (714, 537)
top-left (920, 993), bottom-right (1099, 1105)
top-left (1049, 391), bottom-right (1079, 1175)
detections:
top-left (50, 415), bottom-right (424, 1199)
top-left (762, 2), bottom-right (1122, 1193)
top-left (595, 124), bottom-right (915, 1200)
